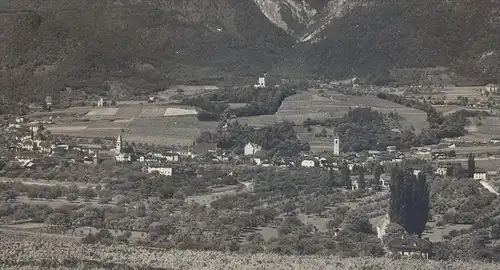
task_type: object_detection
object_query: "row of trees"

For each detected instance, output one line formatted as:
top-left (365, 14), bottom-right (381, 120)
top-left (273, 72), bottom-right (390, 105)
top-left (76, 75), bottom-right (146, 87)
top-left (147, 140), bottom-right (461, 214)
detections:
top-left (183, 87), bottom-right (296, 121)
top-left (389, 165), bottom-right (430, 236)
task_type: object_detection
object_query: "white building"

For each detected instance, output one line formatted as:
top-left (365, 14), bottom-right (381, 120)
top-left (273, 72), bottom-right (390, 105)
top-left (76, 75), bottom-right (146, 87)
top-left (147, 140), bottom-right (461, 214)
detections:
top-left (240, 181), bottom-right (255, 192)
top-left (115, 153), bottom-right (132, 162)
top-left (301, 160), bottom-right (315, 168)
top-left (474, 172), bottom-right (487, 181)
top-left (253, 158), bottom-right (262, 165)
top-left (254, 76), bottom-right (266, 88)
top-left (435, 167), bottom-right (447, 176)
top-left (165, 155), bottom-right (179, 162)
top-left (147, 165), bottom-right (172, 176)
top-left (485, 83), bottom-right (498, 93)
top-left (97, 98), bottom-right (104, 107)
top-left (333, 133), bottom-right (340, 155)
top-left (244, 142), bottom-right (262, 156)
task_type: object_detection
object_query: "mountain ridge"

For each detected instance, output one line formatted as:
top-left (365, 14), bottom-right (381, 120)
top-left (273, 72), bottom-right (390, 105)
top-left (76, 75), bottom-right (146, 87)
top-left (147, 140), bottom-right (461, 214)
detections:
top-left (0, 0), bottom-right (499, 105)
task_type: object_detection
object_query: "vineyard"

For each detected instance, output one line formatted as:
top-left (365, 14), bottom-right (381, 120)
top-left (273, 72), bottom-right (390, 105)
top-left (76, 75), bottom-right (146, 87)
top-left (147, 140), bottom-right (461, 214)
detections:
top-left (0, 232), bottom-right (498, 270)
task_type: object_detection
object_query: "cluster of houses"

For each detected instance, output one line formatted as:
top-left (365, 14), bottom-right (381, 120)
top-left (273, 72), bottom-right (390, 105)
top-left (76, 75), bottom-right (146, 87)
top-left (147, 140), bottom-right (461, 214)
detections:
top-left (4, 118), bottom-right (102, 168)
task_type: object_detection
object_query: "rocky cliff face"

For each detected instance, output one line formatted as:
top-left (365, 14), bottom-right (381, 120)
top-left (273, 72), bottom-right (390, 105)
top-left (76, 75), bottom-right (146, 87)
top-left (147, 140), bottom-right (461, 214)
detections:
top-left (256, 0), bottom-right (500, 83)
top-left (253, 0), bottom-right (367, 42)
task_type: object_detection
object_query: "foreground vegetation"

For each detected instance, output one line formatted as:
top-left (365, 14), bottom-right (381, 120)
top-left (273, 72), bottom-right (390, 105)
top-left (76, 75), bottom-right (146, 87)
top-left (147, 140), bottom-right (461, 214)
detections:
top-left (1, 232), bottom-right (500, 270)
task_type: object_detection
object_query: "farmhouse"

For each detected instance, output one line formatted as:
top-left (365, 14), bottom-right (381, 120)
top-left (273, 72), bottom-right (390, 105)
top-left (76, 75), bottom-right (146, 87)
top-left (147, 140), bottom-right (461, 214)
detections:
top-left (150, 152), bottom-right (179, 162)
top-left (240, 181), bottom-right (255, 192)
top-left (147, 163), bottom-right (173, 176)
top-left (116, 152), bottom-right (132, 162)
top-left (301, 159), bottom-right (316, 168)
top-left (474, 171), bottom-right (487, 181)
top-left (485, 83), bottom-right (498, 93)
top-left (388, 236), bottom-right (432, 259)
top-left (490, 138), bottom-right (500, 144)
top-left (254, 76), bottom-right (266, 88)
top-left (244, 142), bottom-right (262, 156)
top-left (435, 167), bottom-right (447, 176)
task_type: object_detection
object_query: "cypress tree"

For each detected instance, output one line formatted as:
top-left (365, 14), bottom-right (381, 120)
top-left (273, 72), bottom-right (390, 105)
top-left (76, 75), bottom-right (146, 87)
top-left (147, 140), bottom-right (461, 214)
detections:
top-left (389, 166), bottom-right (405, 225)
top-left (341, 163), bottom-right (351, 189)
top-left (389, 166), bottom-right (430, 236)
top-left (412, 172), bottom-right (430, 236)
top-left (467, 153), bottom-right (475, 178)
top-left (358, 166), bottom-right (366, 190)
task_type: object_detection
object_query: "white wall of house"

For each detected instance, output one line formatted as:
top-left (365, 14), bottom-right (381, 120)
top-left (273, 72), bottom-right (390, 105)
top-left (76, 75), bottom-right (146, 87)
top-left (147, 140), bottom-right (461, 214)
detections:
top-left (244, 143), bottom-right (261, 156)
top-left (115, 154), bottom-right (131, 162)
top-left (165, 155), bottom-right (179, 162)
top-left (436, 168), bottom-right (447, 176)
top-left (301, 160), bottom-right (315, 168)
top-left (254, 77), bottom-right (266, 88)
top-left (474, 172), bottom-right (487, 181)
top-left (253, 158), bottom-right (262, 165)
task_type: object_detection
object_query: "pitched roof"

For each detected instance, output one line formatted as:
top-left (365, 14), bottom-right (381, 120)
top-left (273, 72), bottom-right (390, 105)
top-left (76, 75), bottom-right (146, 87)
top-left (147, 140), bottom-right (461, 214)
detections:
top-left (388, 236), bottom-right (432, 252)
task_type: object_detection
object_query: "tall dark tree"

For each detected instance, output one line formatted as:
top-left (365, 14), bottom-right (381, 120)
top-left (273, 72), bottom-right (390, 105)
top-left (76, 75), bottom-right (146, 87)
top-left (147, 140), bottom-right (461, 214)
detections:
top-left (328, 167), bottom-right (336, 187)
top-left (373, 164), bottom-right (383, 188)
top-left (467, 153), bottom-right (475, 178)
top-left (389, 166), bottom-right (406, 226)
top-left (389, 165), bottom-right (430, 236)
top-left (341, 163), bottom-right (352, 189)
top-left (358, 166), bottom-right (366, 190)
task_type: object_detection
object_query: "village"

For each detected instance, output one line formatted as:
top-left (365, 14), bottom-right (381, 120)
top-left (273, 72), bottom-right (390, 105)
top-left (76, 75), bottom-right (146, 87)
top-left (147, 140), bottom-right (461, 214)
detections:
top-left (1, 76), bottom-right (500, 263)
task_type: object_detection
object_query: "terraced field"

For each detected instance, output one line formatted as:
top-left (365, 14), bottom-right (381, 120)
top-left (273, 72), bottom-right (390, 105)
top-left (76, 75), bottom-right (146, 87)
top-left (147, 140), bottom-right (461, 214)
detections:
top-left (125, 116), bottom-right (215, 146)
top-left (114, 106), bottom-right (143, 120)
top-left (277, 92), bottom-right (428, 131)
top-left (85, 107), bottom-right (119, 116)
top-left (43, 104), bottom-right (210, 145)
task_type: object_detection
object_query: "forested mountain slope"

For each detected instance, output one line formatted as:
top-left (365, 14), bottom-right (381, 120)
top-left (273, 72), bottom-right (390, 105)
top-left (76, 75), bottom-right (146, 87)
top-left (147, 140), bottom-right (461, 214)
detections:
top-left (0, 0), bottom-right (499, 104)
top-left (0, 0), bottom-right (292, 102)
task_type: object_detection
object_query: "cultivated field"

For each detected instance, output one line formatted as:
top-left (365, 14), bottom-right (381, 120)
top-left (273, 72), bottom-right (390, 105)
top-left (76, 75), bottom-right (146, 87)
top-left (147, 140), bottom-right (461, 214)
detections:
top-left (232, 115), bottom-right (278, 127)
top-left (430, 85), bottom-right (486, 102)
top-left (156, 84), bottom-right (218, 101)
top-left (86, 107), bottom-right (119, 117)
top-left (125, 116), bottom-right (215, 146)
top-left (467, 116), bottom-right (500, 135)
top-left (44, 104), bottom-right (207, 146)
top-left (276, 92), bottom-right (428, 131)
